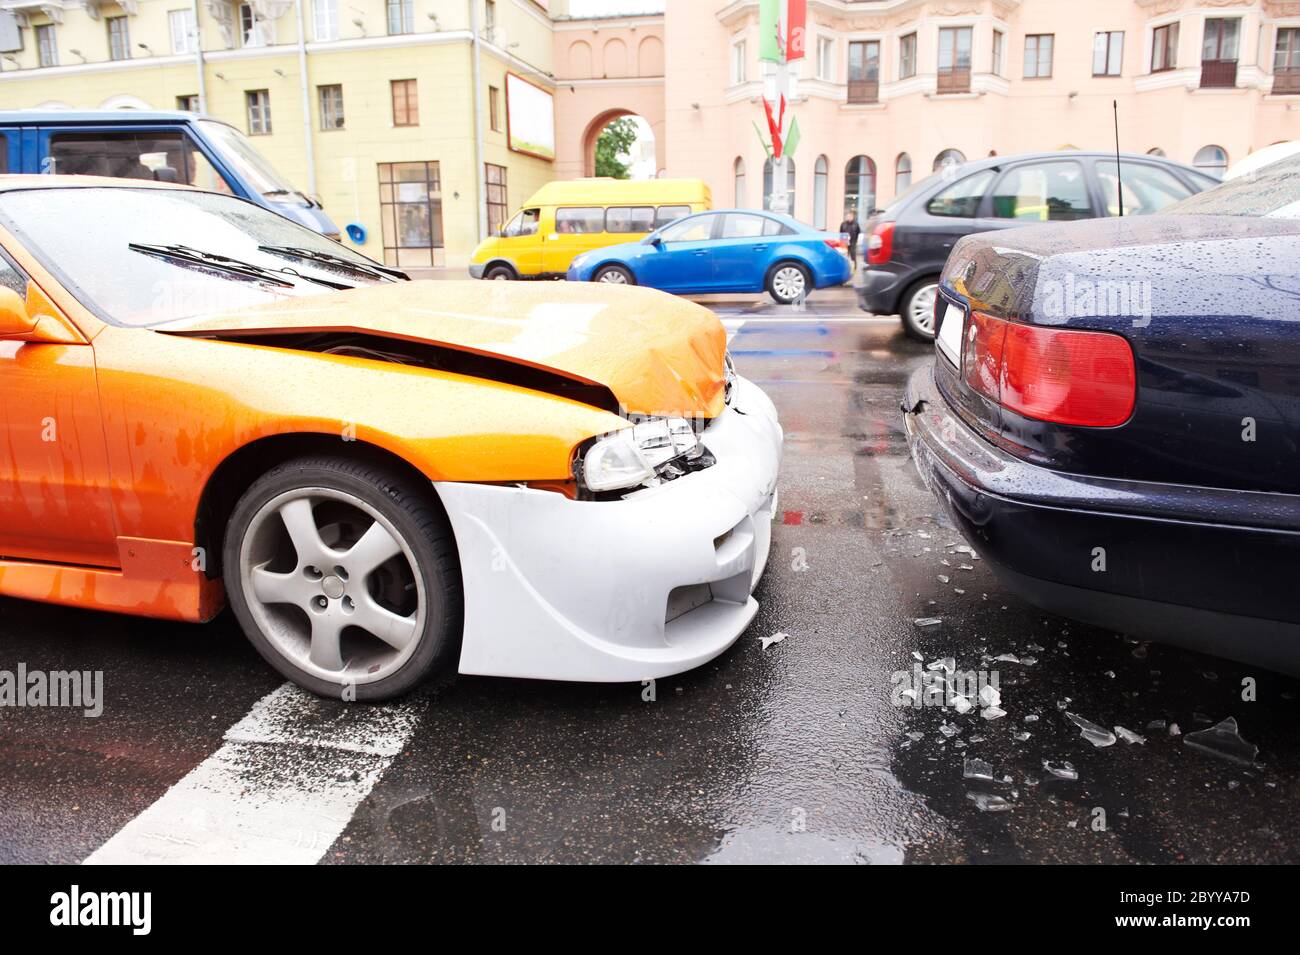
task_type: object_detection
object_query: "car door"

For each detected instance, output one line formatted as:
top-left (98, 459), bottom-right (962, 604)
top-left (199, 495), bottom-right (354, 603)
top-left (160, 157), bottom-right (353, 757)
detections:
top-left (541, 206), bottom-right (609, 275)
top-left (496, 206), bottom-right (543, 275)
top-left (637, 213), bottom-right (721, 292)
top-left (898, 168), bottom-right (998, 272)
top-left (711, 213), bottom-right (777, 291)
top-left (0, 248), bottom-right (118, 568)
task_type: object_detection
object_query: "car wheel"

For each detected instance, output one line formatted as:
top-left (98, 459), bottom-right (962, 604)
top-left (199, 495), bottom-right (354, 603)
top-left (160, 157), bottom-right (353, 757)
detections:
top-left (767, 261), bottom-right (811, 305)
top-left (223, 456), bottom-right (463, 701)
top-left (594, 265), bottom-right (634, 285)
top-left (484, 264), bottom-right (516, 281)
top-left (901, 278), bottom-right (940, 341)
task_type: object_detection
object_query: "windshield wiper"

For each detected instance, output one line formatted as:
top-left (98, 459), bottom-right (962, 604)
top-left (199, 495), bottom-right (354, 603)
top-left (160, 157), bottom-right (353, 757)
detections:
top-left (258, 245), bottom-right (409, 282)
top-left (128, 243), bottom-right (354, 290)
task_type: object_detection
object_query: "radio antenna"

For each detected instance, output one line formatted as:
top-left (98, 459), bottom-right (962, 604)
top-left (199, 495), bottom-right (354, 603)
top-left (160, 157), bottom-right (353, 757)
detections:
top-left (1113, 99), bottom-right (1124, 218)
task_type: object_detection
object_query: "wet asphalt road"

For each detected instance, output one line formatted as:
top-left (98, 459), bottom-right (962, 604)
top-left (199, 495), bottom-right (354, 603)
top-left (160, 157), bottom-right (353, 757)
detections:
top-left (1, 291), bottom-right (1299, 864)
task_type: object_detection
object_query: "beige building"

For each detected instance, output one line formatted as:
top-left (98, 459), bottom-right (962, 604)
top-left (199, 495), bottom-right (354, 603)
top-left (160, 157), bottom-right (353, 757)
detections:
top-left (1, 0), bottom-right (1299, 266)
top-left (0, 0), bottom-right (559, 267)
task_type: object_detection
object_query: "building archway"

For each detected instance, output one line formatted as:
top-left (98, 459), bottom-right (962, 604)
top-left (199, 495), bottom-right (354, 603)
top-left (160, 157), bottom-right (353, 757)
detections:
top-left (581, 109), bottom-right (657, 179)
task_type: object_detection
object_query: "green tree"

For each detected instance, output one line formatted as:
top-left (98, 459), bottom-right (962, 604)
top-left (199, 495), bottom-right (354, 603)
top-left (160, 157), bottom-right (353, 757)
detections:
top-left (593, 117), bottom-right (639, 179)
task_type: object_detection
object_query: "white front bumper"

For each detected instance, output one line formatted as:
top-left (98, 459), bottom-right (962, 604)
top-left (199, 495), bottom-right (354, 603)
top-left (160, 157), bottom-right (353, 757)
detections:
top-left (434, 375), bottom-right (783, 682)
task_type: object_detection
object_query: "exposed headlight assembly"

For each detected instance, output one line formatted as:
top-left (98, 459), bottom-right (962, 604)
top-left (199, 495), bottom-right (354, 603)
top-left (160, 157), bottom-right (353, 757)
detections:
top-left (577, 418), bottom-right (710, 494)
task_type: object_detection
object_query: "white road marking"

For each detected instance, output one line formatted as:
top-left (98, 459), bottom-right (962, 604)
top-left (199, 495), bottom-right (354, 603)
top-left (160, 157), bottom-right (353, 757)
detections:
top-left (84, 684), bottom-right (422, 865)
top-left (722, 318), bottom-right (746, 342)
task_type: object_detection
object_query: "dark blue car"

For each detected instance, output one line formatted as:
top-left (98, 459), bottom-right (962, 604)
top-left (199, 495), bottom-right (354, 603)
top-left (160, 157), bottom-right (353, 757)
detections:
top-left (904, 155), bottom-right (1300, 674)
top-left (565, 209), bottom-right (851, 304)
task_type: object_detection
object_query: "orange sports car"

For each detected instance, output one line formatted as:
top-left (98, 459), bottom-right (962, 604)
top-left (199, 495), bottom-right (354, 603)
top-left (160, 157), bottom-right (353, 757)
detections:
top-left (0, 177), bottom-right (782, 699)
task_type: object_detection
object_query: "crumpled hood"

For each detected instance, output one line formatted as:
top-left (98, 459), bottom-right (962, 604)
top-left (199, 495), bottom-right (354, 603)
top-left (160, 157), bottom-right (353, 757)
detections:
top-left (157, 280), bottom-right (727, 418)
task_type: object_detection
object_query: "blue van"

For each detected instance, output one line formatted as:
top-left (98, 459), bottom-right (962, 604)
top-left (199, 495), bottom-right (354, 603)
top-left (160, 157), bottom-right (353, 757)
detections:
top-left (0, 110), bottom-right (339, 238)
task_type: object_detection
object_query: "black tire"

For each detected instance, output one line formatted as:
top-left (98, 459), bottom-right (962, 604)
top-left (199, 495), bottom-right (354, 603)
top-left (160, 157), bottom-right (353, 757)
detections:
top-left (484, 263), bottom-right (516, 281)
top-left (593, 264), bottom-right (635, 286)
top-left (900, 277), bottom-right (940, 342)
top-left (222, 456), bottom-right (463, 701)
top-left (766, 260), bottom-right (811, 305)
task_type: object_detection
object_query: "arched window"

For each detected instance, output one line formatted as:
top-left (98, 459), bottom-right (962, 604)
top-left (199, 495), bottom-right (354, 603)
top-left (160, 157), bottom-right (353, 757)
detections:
top-left (843, 155), bottom-right (876, 218)
top-left (1147, 147), bottom-right (1166, 157)
top-left (895, 152), bottom-right (913, 193)
top-left (734, 157), bottom-right (746, 208)
top-left (933, 148), bottom-right (965, 172)
top-left (813, 155), bottom-right (829, 229)
top-left (763, 156), bottom-right (796, 212)
top-left (1194, 144), bottom-right (1228, 178)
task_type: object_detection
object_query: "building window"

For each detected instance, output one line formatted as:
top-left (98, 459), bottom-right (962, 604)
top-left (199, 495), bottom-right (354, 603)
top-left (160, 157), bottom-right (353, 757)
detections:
top-left (992, 29), bottom-right (1004, 76)
top-left (378, 161), bottom-right (443, 268)
top-left (933, 148), bottom-right (966, 172)
top-left (485, 162), bottom-right (507, 235)
top-left (1093, 31), bottom-right (1123, 76)
top-left (1147, 147), bottom-right (1166, 157)
top-left (899, 32), bottom-right (916, 79)
top-left (107, 16), bottom-right (130, 61)
top-left (35, 23), bottom-right (58, 67)
top-left (484, 0), bottom-right (496, 41)
top-left (238, 3), bottom-right (272, 47)
top-left (937, 27), bottom-right (972, 93)
top-left (731, 38), bottom-right (746, 84)
top-left (847, 40), bottom-right (880, 103)
top-left (1274, 28), bottom-right (1300, 94)
top-left (313, 0), bottom-right (338, 41)
top-left (813, 155), bottom-right (828, 229)
top-left (1151, 22), bottom-right (1178, 72)
top-left (391, 79), bottom-right (418, 126)
top-left (318, 84), bottom-right (344, 130)
top-left (762, 156), bottom-right (795, 212)
top-left (1194, 144), bottom-right (1228, 179)
top-left (734, 156), bottom-right (745, 207)
top-left (1201, 17), bottom-right (1240, 88)
top-left (844, 155), bottom-right (875, 218)
top-left (816, 35), bottom-right (834, 81)
top-left (387, 0), bottom-right (413, 36)
top-left (895, 152), bottom-right (912, 193)
top-left (167, 9), bottom-right (195, 55)
top-left (489, 85), bottom-right (501, 131)
top-left (1024, 34), bottom-right (1053, 78)
top-left (177, 94), bottom-right (200, 112)
top-left (246, 89), bottom-right (272, 135)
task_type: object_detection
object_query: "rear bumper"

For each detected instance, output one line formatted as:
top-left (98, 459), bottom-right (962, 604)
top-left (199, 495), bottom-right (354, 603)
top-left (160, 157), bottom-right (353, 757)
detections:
top-left (854, 265), bottom-right (910, 314)
top-left (817, 256), bottom-right (852, 289)
top-left (436, 375), bottom-right (783, 682)
top-left (904, 364), bottom-right (1300, 675)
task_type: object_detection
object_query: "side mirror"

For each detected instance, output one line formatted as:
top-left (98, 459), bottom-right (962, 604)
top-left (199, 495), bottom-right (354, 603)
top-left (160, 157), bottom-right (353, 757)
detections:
top-left (0, 288), bottom-right (36, 339)
top-left (646, 235), bottom-right (663, 247)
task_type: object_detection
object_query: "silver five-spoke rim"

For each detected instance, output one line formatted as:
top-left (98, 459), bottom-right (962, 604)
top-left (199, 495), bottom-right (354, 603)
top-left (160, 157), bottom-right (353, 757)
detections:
top-left (597, 269), bottom-right (628, 284)
top-left (773, 266), bottom-right (806, 301)
top-left (239, 487), bottom-right (426, 685)
top-left (909, 283), bottom-right (938, 335)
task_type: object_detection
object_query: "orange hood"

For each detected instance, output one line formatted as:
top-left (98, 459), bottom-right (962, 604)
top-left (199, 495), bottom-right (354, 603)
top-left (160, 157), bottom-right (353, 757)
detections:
top-left (158, 280), bottom-right (727, 418)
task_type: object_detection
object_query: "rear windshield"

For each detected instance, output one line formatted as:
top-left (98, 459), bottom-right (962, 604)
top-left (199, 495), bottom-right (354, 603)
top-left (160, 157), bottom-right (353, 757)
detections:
top-left (1166, 154), bottom-right (1300, 218)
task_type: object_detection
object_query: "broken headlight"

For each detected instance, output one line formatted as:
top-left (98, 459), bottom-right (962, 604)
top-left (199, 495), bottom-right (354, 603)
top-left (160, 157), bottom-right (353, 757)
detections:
top-left (577, 418), bottom-right (709, 493)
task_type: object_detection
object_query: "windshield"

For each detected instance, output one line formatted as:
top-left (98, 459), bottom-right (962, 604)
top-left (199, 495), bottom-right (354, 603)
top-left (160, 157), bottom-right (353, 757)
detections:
top-left (199, 119), bottom-right (309, 206)
top-left (1165, 153), bottom-right (1300, 219)
top-left (0, 187), bottom-right (402, 327)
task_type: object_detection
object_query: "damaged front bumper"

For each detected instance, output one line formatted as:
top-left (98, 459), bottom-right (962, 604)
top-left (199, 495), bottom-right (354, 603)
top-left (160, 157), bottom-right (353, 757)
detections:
top-left (435, 374), bottom-right (783, 682)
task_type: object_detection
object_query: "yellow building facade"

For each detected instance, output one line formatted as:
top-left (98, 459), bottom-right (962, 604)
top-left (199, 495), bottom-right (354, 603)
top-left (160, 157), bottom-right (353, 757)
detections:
top-left (0, 0), bottom-right (559, 267)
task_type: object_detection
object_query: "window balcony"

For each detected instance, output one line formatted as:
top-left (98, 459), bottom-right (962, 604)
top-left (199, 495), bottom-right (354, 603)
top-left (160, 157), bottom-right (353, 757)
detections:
top-left (1273, 68), bottom-right (1300, 94)
top-left (846, 78), bottom-right (879, 104)
top-left (1199, 59), bottom-right (1238, 89)
top-left (936, 67), bottom-right (971, 94)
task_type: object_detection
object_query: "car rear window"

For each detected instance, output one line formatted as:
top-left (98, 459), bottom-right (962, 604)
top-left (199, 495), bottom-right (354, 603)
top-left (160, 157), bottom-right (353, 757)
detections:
top-left (926, 170), bottom-right (995, 218)
top-left (1095, 160), bottom-right (1192, 216)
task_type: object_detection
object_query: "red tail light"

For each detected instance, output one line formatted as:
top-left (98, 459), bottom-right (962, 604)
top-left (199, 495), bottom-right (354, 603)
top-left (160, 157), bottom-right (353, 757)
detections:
top-left (824, 238), bottom-right (848, 257)
top-left (962, 311), bottom-right (1135, 427)
top-left (866, 221), bottom-right (894, 265)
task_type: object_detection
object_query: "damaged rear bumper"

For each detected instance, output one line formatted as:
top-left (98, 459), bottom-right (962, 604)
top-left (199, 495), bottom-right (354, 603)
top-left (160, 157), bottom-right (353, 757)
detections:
top-left (435, 375), bottom-right (783, 682)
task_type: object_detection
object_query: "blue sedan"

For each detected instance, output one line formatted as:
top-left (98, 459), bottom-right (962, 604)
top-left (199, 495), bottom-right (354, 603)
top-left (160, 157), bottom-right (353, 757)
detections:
top-left (565, 209), bottom-right (851, 304)
top-left (904, 153), bottom-right (1300, 675)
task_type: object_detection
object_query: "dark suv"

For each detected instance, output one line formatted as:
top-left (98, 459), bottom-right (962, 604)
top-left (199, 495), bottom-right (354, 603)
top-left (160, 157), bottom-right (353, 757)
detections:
top-left (855, 150), bottom-right (1218, 340)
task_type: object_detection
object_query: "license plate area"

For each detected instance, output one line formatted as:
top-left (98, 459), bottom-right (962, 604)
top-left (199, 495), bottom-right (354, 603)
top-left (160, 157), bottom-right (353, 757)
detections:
top-left (936, 300), bottom-right (965, 367)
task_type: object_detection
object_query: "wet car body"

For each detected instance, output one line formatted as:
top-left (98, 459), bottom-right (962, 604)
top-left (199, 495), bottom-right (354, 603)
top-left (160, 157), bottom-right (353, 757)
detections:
top-left (903, 183), bottom-right (1300, 675)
